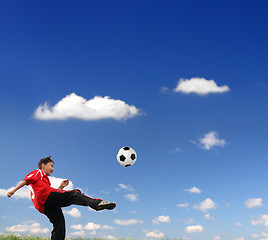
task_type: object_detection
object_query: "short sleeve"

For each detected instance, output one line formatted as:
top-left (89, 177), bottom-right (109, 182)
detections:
top-left (24, 170), bottom-right (42, 185)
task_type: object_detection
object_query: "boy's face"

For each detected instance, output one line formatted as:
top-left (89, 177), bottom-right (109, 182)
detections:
top-left (42, 162), bottom-right (54, 176)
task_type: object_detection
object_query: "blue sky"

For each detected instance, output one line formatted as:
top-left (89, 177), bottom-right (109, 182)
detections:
top-left (1, 1), bottom-right (268, 239)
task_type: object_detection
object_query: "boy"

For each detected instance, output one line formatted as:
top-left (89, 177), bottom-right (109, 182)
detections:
top-left (7, 156), bottom-right (116, 240)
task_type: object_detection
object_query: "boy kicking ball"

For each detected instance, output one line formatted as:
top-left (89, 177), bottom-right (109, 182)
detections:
top-left (7, 156), bottom-right (116, 240)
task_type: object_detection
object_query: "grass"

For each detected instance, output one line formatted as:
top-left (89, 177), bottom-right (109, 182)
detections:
top-left (0, 234), bottom-right (184, 240)
top-left (0, 234), bottom-right (135, 240)
top-left (0, 234), bottom-right (49, 240)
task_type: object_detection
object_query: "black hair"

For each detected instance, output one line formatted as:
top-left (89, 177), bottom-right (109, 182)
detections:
top-left (38, 156), bottom-right (54, 169)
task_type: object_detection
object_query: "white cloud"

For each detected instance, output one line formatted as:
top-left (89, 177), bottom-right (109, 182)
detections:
top-left (0, 189), bottom-right (9, 197)
top-left (100, 234), bottom-right (117, 239)
top-left (117, 183), bottom-right (134, 191)
top-left (193, 131), bottom-right (226, 150)
top-left (101, 225), bottom-right (114, 230)
top-left (193, 198), bottom-right (217, 213)
top-left (185, 187), bottom-right (202, 194)
top-left (251, 234), bottom-right (259, 238)
top-left (252, 215), bottom-right (268, 226)
top-left (204, 213), bottom-right (214, 220)
top-left (235, 222), bottom-right (242, 226)
top-left (233, 237), bottom-right (244, 240)
top-left (152, 216), bottom-right (171, 224)
top-left (170, 147), bottom-right (181, 153)
top-left (6, 222), bottom-right (49, 234)
top-left (89, 230), bottom-right (96, 235)
top-left (114, 219), bottom-right (143, 226)
top-left (71, 223), bottom-right (112, 232)
top-left (176, 202), bottom-right (189, 208)
top-left (49, 176), bottom-right (74, 190)
top-left (70, 224), bottom-right (83, 230)
top-left (71, 231), bottom-right (87, 237)
top-left (160, 86), bottom-right (170, 94)
top-left (214, 236), bottom-right (221, 240)
top-left (186, 219), bottom-right (195, 224)
top-left (124, 193), bottom-right (139, 202)
top-left (146, 230), bottom-right (165, 238)
top-left (262, 232), bottom-right (268, 237)
top-left (174, 77), bottom-right (230, 95)
top-left (6, 224), bottom-right (28, 233)
top-left (185, 225), bottom-right (204, 233)
top-left (63, 207), bottom-right (81, 218)
top-left (245, 198), bottom-right (263, 208)
top-left (84, 222), bottom-right (101, 230)
top-left (34, 93), bottom-right (141, 121)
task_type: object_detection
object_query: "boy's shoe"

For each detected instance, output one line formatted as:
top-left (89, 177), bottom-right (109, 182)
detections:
top-left (97, 201), bottom-right (116, 211)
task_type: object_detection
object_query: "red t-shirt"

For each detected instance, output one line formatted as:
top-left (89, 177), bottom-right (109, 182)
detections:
top-left (24, 169), bottom-right (54, 214)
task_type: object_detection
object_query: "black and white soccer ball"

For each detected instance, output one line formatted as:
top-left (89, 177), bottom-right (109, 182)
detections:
top-left (116, 146), bottom-right (137, 167)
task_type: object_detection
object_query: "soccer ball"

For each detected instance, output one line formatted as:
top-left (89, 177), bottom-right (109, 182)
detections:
top-left (117, 146), bottom-right (137, 167)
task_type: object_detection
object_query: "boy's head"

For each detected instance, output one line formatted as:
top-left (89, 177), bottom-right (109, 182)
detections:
top-left (38, 156), bottom-right (55, 176)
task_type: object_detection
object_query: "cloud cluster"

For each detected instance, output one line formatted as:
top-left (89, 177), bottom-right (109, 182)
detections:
top-left (176, 202), bottom-right (189, 208)
top-left (69, 222), bottom-right (114, 237)
top-left (185, 225), bottom-right (204, 233)
top-left (251, 215), bottom-right (268, 226)
top-left (193, 198), bottom-right (217, 213)
top-left (116, 183), bottom-right (139, 202)
top-left (114, 219), bottom-right (143, 226)
top-left (49, 176), bottom-right (74, 190)
top-left (124, 193), bottom-right (139, 202)
top-left (185, 187), bottom-right (202, 194)
top-left (233, 237), bottom-right (244, 240)
top-left (117, 183), bottom-right (135, 192)
top-left (70, 223), bottom-right (114, 231)
top-left (6, 222), bottom-right (49, 234)
top-left (63, 207), bottom-right (81, 218)
top-left (152, 215), bottom-right (171, 224)
top-left (174, 78), bottom-right (230, 95)
top-left (146, 230), bottom-right (165, 238)
top-left (244, 198), bottom-right (263, 208)
top-left (84, 222), bottom-right (101, 230)
top-left (192, 131), bottom-right (226, 150)
top-left (34, 93), bottom-right (141, 121)
top-left (204, 213), bottom-right (214, 220)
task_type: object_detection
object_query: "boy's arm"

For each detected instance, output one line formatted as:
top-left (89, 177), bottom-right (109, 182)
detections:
top-left (7, 180), bottom-right (28, 197)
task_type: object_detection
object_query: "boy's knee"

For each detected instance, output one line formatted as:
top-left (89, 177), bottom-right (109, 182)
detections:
top-left (74, 189), bottom-right (82, 194)
top-left (72, 189), bottom-right (82, 197)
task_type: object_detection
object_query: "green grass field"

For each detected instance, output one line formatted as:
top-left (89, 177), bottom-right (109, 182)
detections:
top-left (0, 234), bottom-right (48, 240)
top-left (0, 234), bottom-right (136, 240)
top-left (0, 234), bottom-right (114, 240)
top-left (0, 233), bottom-right (184, 240)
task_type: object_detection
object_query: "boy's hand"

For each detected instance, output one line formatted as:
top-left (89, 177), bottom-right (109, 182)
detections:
top-left (59, 179), bottom-right (69, 189)
top-left (7, 189), bottom-right (15, 198)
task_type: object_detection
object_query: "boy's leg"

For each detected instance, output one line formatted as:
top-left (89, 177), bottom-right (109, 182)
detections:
top-left (44, 206), bottom-right (65, 240)
top-left (70, 192), bottom-right (116, 210)
top-left (45, 189), bottom-right (114, 211)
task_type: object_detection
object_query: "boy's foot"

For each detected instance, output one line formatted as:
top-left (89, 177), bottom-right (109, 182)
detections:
top-left (97, 201), bottom-right (116, 211)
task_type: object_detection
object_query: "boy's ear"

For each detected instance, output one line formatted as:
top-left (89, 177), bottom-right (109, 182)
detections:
top-left (41, 163), bottom-right (46, 169)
